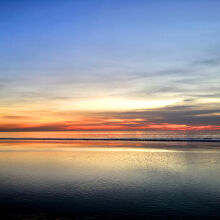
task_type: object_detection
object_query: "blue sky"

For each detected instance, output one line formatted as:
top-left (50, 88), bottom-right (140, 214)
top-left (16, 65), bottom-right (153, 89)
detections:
top-left (0, 0), bottom-right (220, 130)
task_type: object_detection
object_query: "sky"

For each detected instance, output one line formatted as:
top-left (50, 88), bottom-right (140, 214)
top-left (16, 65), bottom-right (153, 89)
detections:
top-left (0, 0), bottom-right (220, 131)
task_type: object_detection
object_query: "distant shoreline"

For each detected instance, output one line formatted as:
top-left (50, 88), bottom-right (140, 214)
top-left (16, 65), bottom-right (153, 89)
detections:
top-left (0, 137), bottom-right (220, 142)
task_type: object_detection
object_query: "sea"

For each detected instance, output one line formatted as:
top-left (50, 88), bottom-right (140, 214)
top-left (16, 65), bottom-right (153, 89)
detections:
top-left (0, 130), bottom-right (220, 219)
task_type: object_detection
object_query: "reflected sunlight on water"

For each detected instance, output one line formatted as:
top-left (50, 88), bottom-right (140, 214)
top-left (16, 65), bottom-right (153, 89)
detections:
top-left (0, 141), bottom-right (220, 219)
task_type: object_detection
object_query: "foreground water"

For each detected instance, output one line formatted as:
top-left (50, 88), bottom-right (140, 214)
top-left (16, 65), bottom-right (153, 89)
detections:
top-left (0, 132), bottom-right (220, 219)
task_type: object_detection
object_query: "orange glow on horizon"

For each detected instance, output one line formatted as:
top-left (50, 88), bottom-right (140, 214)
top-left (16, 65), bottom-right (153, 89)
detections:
top-left (0, 121), bottom-right (220, 131)
top-left (1, 105), bottom-right (220, 131)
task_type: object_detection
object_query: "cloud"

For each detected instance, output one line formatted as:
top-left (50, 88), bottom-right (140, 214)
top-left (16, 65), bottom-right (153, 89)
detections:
top-left (0, 53), bottom-right (220, 131)
top-left (96, 103), bottom-right (220, 126)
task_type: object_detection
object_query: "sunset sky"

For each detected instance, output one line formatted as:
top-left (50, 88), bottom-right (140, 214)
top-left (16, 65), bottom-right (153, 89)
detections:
top-left (0, 0), bottom-right (220, 131)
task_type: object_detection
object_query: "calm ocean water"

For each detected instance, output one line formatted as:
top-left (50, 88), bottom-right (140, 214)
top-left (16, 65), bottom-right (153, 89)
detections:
top-left (0, 131), bottom-right (220, 219)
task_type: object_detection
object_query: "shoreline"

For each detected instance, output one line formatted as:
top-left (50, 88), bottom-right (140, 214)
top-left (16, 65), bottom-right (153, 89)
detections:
top-left (0, 137), bottom-right (220, 142)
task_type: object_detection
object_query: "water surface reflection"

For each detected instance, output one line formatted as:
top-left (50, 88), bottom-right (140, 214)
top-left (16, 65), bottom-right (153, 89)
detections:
top-left (0, 141), bottom-right (220, 219)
